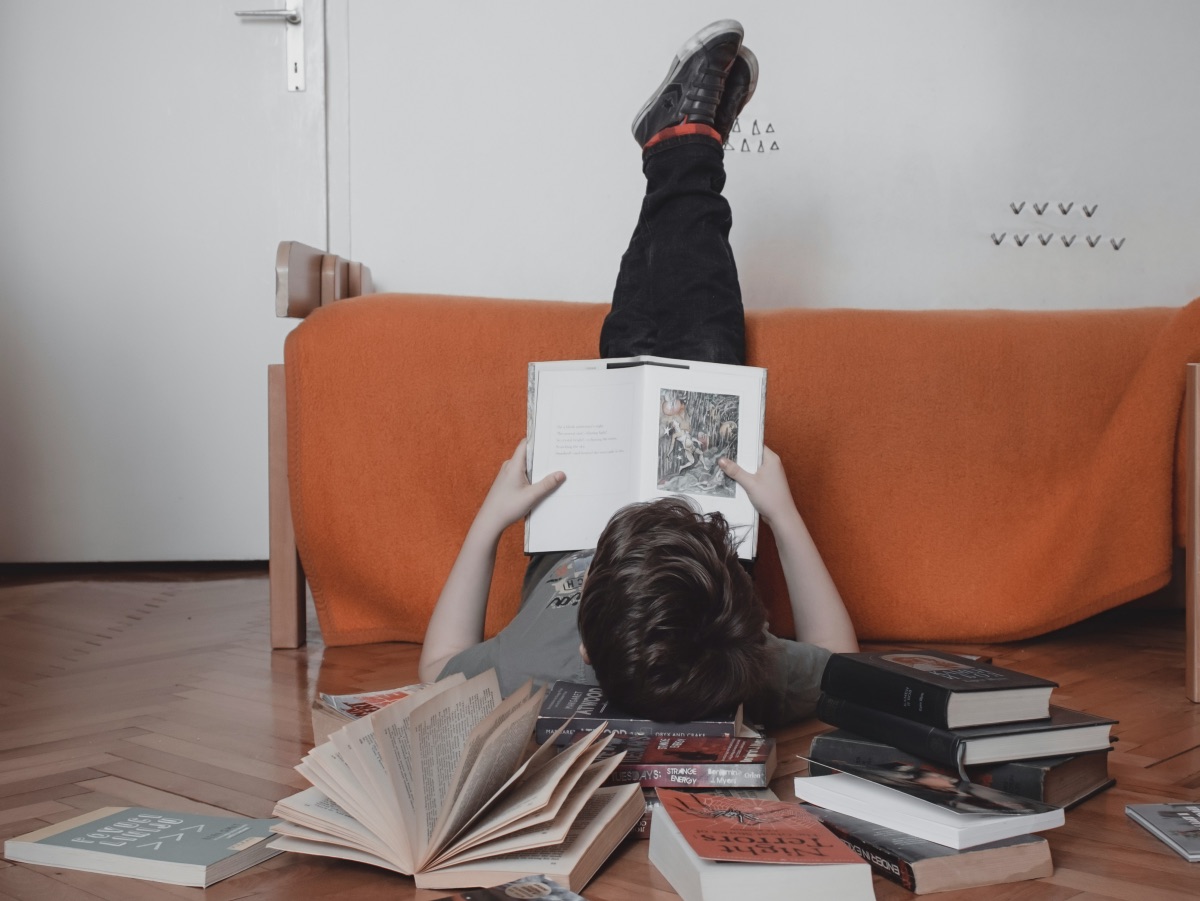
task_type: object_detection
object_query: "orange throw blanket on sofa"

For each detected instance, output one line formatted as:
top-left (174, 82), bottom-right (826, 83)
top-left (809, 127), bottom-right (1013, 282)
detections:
top-left (286, 294), bottom-right (1200, 647)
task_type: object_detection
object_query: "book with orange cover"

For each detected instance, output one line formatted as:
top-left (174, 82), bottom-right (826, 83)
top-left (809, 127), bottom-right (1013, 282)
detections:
top-left (649, 789), bottom-right (873, 899)
top-left (656, 789), bottom-right (863, 866)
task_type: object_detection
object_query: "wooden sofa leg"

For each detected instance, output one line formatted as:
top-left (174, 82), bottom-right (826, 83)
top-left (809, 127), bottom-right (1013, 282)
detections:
top-left (269, 364), bottom-right (306, 648)
top-left (1188, 364), bottom-right (1200, 701)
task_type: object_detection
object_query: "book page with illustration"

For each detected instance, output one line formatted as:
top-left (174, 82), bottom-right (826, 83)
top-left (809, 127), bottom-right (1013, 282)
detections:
top-left (526, 356), bottom-right (765, 558)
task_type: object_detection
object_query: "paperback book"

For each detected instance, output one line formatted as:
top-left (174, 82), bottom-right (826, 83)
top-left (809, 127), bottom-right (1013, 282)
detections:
top-left (311, 682), bottom-right (427, 746)
top-left (525, 355), bottom-right (766, 559)
top-left (1125, 802), bottom-right (1200, 862)
top-left (793, 759), bottom-right (1065, 849)
top-left (817, 694), bottom-right (1115, 769)
top-left (801, 803), bottom-right (1053, 893)
top-left (270, 669), bottom-right (643, 891)
top-left (633, 786), bottom-right (778, 840)
top-left (587, 734), bottom-right (776, 789)
top-left (3, 808), bottom-right (281, 887)
top-left (820, 648), bottom-right (1057, 728)
top-left (809, 728), bottom-right (1114, 808)
top-left (648, 788), bottom-right (874, 899)
top-left (429, 873), bottom-right (588, 900)
top-left (537, 681), bottom-right (744, 746)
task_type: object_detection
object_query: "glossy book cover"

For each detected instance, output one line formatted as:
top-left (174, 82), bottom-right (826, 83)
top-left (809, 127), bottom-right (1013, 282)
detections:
top-left (655, 788), bottom-right (862, 865)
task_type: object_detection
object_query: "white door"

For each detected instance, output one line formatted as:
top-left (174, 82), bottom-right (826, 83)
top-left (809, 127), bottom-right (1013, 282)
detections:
top-left (0, 1), bottom-right (326, 561)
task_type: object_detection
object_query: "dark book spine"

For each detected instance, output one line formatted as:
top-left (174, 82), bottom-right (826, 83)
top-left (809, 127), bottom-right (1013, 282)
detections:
top-left (816, 695), bottom-right (962, 769)
top-left (535, 718), bottom-right (734, 746)
top-left (809, 732), bottom-right (1049, 801)
top-left (607, 763), bottom-right (770, 789)
top-left (821, 656), bottom-right (953, 727)
top-left (818, 818), bottom-right (918, 891)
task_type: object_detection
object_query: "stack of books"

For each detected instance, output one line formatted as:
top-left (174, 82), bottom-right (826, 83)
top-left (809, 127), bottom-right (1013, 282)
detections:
top-left (543, 683), bottom-right (776, 840)
top-left (534, 683), bottom-right (877, 898)
top-left (793, 648), bottom-right (1118, 893)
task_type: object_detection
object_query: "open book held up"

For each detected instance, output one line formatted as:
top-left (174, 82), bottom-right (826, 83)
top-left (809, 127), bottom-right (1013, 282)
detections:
top-left (526, 355), bottom-right (767, 559)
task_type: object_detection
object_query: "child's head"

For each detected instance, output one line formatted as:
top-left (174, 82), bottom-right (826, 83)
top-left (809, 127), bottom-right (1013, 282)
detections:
top-left (577, 497), bottom-right (769, 722)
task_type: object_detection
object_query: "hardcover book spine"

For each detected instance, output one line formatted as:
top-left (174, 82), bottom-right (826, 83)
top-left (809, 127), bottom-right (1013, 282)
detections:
top-left (818, 817), bottom-right (919, 891)
top-left (536, 718), bottom-right (734, 746)
top-left (808, 732), bottom-right (1049, 802)
top-left (816, 695), bottom-right (962, 769)
top-left (821, 656), bottom-right (953, 727)
top-left (608, 764), bottom-right (770, 789)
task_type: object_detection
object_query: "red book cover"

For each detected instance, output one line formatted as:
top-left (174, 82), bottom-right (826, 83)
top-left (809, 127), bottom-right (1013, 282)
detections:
top-left (655, 788), bottom-right (863, 865)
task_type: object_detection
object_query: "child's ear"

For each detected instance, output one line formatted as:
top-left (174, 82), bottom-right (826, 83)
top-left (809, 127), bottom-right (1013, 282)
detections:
top-left (578, 642), bottom-right (591, 665)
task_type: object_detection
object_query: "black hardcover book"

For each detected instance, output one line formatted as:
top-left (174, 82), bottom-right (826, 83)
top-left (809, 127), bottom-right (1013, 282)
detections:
top-left (816, 695), bottom-right (1114, 769)
top-left (809, 729), bottom-right (1114, 808)
top-left (535, 681), bottom-right (742, 745)
top-left (820, 649), bottom-right (1057, 728)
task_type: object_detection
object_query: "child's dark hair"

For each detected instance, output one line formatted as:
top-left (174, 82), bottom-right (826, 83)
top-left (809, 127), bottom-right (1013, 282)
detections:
top-left (577, 497), bottom-right (769, 722)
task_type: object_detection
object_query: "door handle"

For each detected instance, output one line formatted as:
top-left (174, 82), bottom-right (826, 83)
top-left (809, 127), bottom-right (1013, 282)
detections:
top-left (235, 9), bottom-right (301, 25)
top-left (234, 3), bottom-right (305, 91)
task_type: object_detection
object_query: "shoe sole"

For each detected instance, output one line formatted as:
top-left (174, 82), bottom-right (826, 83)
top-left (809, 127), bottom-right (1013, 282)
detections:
top-left (738, 46), bottom-right (759, 102)
top-left (632, 19), bottom-right (744, 138)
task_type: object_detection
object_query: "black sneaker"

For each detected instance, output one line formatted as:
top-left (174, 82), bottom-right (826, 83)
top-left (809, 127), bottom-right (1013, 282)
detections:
top-left (714, 46), bottom-right (758, 144)
top-left (631, 20), bottom-right (744, 147)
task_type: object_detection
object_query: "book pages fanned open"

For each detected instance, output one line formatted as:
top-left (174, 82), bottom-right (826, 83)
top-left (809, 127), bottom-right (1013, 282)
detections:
top-left (271, 669), bottom-right (642, 891)
top-left (526, 355), bottom-right (767, 559)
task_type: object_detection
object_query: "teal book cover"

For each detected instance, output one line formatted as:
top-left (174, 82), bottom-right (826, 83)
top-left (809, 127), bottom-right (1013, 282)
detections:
top-left (4, 807), bottom-right (282, 887)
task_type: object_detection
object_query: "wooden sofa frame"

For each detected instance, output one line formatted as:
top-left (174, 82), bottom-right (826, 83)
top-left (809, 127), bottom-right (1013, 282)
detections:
top-left (266, 241), bottom-right (1200, 701)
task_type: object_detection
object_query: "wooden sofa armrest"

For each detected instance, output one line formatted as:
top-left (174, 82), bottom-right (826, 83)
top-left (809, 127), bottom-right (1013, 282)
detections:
top-left (269, 241), bottom-right (373, 648)
top-left (1187, 363), bottom-right (1200, 700)
top-left (275, 240), bottom-right (374, 319)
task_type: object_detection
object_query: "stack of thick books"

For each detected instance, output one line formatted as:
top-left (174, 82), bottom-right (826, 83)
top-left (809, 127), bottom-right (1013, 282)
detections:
top-left (794, 649), bottom-right (1117, 894)
top-left (543, 682), bottom-right (776, 839)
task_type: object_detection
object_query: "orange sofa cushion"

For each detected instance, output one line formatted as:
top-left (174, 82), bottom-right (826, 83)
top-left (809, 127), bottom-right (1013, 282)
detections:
top-left (285, 294), bottom-right (1200, 647)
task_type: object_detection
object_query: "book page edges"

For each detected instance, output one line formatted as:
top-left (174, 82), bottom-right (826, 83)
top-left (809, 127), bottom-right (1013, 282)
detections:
top-left (6, 808), bottom-right (129, 845)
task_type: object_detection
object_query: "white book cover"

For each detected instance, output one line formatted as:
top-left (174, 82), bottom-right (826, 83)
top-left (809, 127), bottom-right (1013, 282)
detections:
top-left (526, 355), bottom-right (767, 559)
top-left (793, 769), bottom-right (1064, 850)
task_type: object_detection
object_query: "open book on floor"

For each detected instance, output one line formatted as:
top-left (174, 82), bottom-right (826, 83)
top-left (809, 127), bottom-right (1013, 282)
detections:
top-left (525, 355), bottom-right (766, 559)
top-left (270, 669), bottom-right (642, 892)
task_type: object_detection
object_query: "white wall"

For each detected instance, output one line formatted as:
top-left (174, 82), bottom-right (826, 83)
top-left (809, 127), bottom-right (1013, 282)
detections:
top-left (3, 2), bottom-right (1198, 563)
top-left (333, 0), bottom-right (1200, 311)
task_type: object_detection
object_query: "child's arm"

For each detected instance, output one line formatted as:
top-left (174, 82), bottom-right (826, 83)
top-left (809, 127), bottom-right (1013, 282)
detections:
top-left (417, 440), bottom-right (565, 683)
top-left (718, 448), bottom-right (859, 653)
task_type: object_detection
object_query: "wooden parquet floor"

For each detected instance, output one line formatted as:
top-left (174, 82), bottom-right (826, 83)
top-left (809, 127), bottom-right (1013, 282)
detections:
top-left (1, 570), bottom-right (1199, 899)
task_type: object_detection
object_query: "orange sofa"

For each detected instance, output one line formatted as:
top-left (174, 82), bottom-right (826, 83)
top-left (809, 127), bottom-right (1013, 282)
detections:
top-left (266, 244), bottom-right (1200, 698)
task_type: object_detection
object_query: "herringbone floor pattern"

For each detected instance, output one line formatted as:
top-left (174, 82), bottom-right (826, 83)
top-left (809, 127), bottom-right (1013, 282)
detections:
top-left (1, 570), bottom-right (1198, 899)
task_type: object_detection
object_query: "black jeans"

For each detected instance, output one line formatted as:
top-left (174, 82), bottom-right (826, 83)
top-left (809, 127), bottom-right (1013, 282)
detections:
top-left (599, 136), bottom-right (745, 366)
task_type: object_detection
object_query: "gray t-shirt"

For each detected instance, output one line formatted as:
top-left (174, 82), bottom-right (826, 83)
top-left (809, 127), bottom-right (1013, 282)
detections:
top-left (438, 550), bottom-right (831, 728)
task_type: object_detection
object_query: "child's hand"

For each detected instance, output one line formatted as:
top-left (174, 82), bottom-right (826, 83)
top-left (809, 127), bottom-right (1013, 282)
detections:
top-left (475, 439), bottom-right (565, 535)
top-left (718, 447), bottom-right (800, 527)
